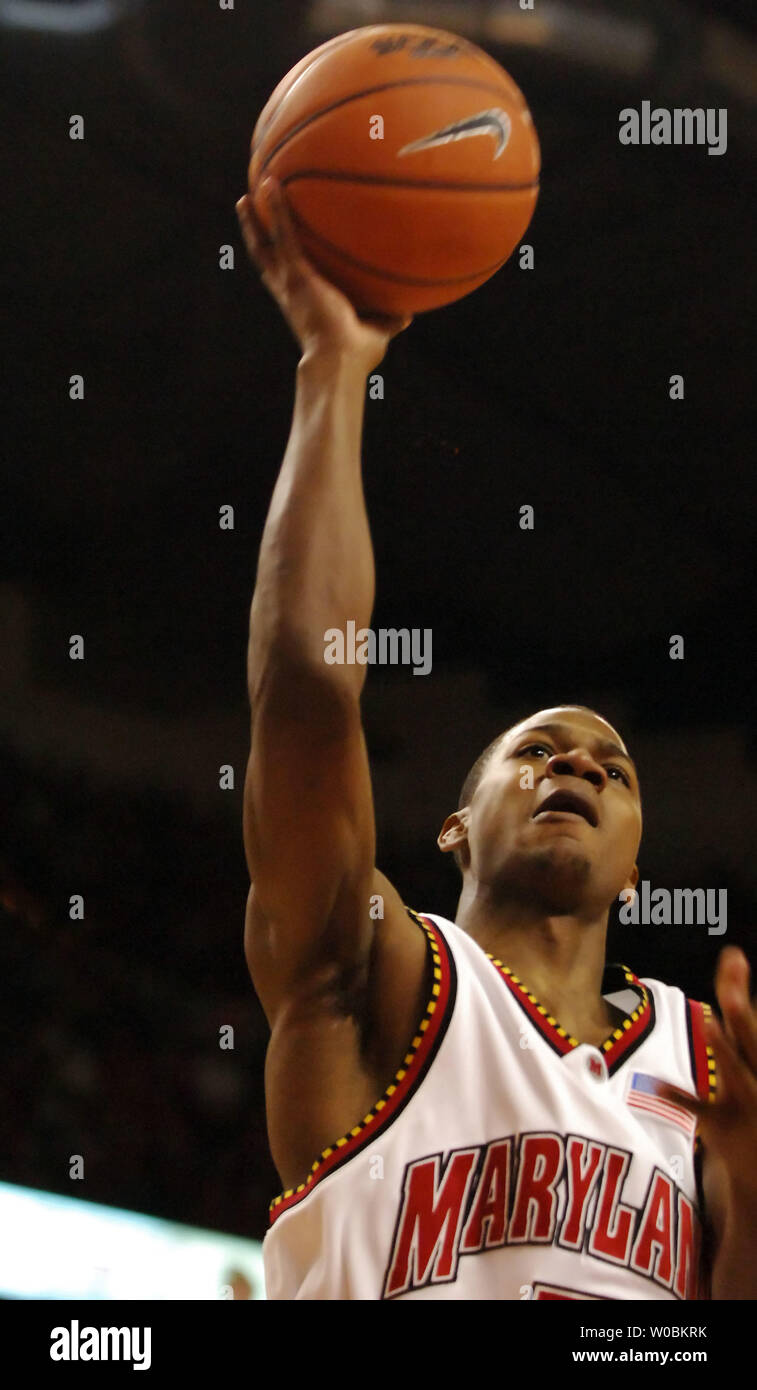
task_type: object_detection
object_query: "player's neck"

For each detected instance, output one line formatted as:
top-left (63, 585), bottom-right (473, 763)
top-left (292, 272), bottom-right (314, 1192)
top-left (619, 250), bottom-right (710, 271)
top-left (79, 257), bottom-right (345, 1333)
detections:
top-left (456, 885), bottom-right (617, 1040)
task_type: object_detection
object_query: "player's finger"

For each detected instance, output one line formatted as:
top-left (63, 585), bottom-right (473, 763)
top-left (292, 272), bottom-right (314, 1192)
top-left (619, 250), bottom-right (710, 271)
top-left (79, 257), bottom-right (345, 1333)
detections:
top-left (389, 316), bottom-right (414, 340)
top-left (236, 196), bottom-right (280, 289)
top-left (236, 195), bottom-right (263, 256)
top-left (714, 948), bottom-right (757, 1072)
top-left (655, 1082), bottom-right (709, 1119)
top-left (261, 177), bottom-right (305, 263)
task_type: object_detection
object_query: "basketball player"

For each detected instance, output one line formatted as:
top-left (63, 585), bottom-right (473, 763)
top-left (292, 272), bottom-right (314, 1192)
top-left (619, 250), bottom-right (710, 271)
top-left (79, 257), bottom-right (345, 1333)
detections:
top-left (236, 178), bottom-right (757, 1301)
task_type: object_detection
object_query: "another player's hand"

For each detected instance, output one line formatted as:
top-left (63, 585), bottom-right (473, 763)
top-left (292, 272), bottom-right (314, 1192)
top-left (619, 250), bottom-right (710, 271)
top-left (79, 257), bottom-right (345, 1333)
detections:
top-left (236, 179), bottom-right (413, 374)
top-left (661, 946), bottom-right (757, 1206)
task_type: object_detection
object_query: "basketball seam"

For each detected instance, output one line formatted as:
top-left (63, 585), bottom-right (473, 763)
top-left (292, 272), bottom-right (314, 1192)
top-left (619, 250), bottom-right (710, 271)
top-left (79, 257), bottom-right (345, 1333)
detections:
top-left (282, 170), bottom-right (540, 192)
top-left (254, 77), bottom-right (532, 177)
top-left (250, 30), bottom-right (368, 157)
top-left (284, 204), bottom-right (514, 287)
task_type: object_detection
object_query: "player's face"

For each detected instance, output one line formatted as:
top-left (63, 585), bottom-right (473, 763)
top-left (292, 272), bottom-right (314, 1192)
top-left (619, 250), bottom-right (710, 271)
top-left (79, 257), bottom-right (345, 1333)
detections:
top-left (467, 708), bottom-right (641, 915)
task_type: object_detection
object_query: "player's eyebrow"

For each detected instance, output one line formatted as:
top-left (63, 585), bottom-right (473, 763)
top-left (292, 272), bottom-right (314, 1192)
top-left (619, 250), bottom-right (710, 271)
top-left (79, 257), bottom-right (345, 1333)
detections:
top-left (508, 723), bottom-right (636, 768)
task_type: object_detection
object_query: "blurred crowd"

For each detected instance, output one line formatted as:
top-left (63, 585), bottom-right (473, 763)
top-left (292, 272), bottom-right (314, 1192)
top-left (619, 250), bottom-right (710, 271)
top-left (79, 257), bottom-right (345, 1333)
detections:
top-left (1, 741), bottom-right (279, 1241)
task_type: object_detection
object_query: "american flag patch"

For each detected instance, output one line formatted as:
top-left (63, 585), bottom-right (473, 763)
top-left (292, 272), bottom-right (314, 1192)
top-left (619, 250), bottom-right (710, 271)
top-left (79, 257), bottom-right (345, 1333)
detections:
top-left (626, 1072), bottom-right (697, 1136)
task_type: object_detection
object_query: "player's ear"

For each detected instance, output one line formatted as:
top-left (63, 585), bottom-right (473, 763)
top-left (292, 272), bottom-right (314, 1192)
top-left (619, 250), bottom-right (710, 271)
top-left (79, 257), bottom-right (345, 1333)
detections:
top-left (625, 863), bottom-right (639, 893)
top-left (438, 810), bottom-right (470, 865)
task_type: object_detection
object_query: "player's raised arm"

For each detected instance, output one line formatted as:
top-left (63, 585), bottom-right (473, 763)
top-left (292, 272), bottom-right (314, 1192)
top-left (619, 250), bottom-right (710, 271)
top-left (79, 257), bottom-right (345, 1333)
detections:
top-left (238, 179), bottom-right (412, 1025)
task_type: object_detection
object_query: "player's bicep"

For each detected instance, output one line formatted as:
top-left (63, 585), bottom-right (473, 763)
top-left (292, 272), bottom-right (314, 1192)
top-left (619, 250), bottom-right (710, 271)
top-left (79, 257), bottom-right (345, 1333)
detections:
top-left (243, 669), bottom-right (376, 988)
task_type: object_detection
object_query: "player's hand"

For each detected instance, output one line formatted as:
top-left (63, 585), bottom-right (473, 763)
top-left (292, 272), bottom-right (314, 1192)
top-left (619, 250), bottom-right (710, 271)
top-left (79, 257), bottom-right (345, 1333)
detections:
top-left (236, 179), bottom-right (413, 374)
top-left (660, 946), bottom-right (757, 1205)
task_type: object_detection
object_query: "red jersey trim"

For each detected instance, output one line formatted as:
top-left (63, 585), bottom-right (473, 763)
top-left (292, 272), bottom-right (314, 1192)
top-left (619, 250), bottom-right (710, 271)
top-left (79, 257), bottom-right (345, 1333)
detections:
top-left (686, 999), bottom-right (717, 1104)
top-left (686, 998), bottom-right (717, 1165)
top-left (267, 907), bottom-right (455, 1226)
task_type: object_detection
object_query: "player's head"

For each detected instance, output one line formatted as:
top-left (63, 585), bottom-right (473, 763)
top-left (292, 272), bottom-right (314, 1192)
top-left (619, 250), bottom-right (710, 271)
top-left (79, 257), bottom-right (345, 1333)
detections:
top-left (438, 706), bottom-right (641, 918)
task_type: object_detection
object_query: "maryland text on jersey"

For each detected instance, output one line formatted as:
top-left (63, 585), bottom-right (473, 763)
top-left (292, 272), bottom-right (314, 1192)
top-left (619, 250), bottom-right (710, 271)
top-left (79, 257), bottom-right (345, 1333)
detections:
top-left (382, 1134), bottom-right (702, 1299)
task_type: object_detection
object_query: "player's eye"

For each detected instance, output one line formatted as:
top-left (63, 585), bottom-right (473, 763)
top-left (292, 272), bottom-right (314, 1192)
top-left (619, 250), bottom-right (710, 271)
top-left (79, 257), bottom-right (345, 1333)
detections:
top-left (606, 765), bottom-right (631, 786)
top-left (517, 743), bottom-right (552, 759)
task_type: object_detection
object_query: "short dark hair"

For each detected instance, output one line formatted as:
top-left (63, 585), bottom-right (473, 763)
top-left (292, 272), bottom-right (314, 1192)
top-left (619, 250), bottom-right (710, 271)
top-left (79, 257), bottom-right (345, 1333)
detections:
top-left (451, 706), bottom-right (609, 873)
top-left (457, 733), bottom-right (506, 815)
top-left (451, 732), bottom-right (507, 873)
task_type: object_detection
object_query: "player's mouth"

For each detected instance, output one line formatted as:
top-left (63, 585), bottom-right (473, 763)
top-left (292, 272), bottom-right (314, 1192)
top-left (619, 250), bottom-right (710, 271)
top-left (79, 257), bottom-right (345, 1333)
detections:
top-left (531, 787), bottom-right (598, 827)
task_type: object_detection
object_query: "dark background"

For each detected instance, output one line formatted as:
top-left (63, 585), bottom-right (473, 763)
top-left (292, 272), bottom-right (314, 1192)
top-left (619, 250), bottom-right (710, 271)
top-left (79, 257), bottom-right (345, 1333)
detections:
top-left (1, 0), bottom-right (755, 1243)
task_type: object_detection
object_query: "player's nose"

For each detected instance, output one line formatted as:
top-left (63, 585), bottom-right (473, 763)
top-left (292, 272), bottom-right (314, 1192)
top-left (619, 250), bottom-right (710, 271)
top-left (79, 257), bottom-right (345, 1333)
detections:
top-left (544, 748), bottom-right (607, 789)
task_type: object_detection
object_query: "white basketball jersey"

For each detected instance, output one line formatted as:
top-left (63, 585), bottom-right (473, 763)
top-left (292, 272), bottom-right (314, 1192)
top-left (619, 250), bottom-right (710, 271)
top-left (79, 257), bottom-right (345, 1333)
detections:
top-left (262, 908), bottom-right (715, 1301)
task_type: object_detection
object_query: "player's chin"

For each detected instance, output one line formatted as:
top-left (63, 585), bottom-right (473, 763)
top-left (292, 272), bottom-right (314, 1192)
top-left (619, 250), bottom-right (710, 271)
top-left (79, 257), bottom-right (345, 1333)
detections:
top-left (517, 844), bottom-right (595, 913)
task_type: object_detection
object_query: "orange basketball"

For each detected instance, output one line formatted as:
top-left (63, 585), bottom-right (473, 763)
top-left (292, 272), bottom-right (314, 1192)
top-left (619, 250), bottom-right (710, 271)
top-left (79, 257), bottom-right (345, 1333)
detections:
top-left (248, 24), bottom-right (540, 316)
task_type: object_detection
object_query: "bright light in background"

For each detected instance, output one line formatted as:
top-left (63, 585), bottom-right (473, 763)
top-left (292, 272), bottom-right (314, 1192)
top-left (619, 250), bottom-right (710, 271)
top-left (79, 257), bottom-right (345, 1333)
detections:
top-left (0, 0), bottom-right (142, 33)
top-left (0, 1182), bottom-right (266, 1299)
